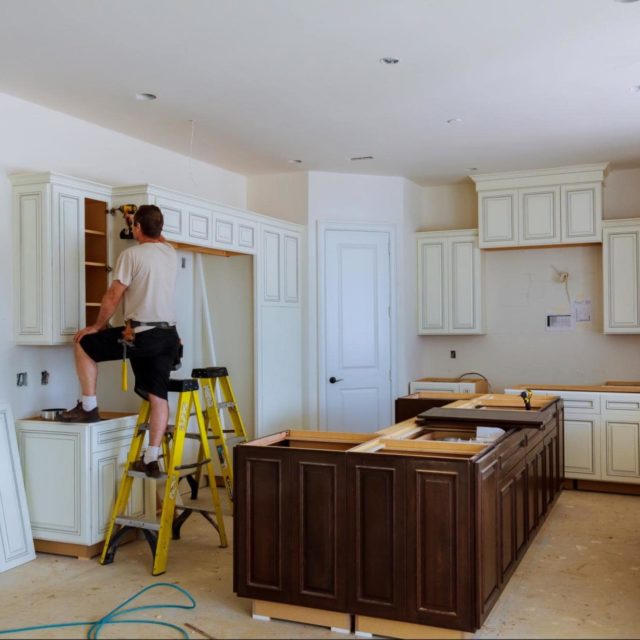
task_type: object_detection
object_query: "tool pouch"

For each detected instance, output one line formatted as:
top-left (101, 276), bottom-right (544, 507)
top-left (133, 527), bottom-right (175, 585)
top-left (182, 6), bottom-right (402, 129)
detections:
top-left (172, 341), bottom-right (183, 371)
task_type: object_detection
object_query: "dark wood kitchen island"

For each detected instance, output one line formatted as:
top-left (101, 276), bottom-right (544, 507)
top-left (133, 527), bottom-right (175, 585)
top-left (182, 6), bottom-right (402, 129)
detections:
top-left (233, 394), bottom-right (564, 638)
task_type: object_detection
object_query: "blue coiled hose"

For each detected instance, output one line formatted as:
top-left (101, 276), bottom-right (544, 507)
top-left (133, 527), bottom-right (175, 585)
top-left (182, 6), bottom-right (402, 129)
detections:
top-left (0, 582), bottom-right (196, 639)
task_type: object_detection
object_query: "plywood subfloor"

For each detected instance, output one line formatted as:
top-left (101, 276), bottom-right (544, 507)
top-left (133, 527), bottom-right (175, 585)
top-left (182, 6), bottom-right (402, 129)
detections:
top-left (0, 490), bottom-right (638, 638)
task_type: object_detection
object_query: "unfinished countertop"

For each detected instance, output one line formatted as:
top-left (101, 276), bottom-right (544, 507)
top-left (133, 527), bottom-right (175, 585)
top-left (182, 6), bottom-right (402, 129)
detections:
top-left (509, 382), bottom-right (640, 393)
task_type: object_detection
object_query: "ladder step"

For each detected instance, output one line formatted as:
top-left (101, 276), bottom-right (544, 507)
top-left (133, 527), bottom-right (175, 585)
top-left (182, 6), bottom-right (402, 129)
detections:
top-left (127, 469), bottom-right (168, 480)
top-left (217, 401), bottom-right (236, 409)
top-left (115, 516), bottom-right (160, 531)
top-left (175, 458), bottom-right (211, 471)
top-left (175, 503), bottom-right (216, 515)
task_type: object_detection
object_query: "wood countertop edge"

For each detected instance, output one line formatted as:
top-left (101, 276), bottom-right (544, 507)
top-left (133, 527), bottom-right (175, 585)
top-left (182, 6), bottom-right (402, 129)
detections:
top-left (510, 384), bottom-right (640, 393)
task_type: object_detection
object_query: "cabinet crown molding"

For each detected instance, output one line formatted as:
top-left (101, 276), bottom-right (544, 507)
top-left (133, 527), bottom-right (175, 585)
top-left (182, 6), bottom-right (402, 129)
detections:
top-left (416, 228), bottom-right (478, 238)
top-left (471, 163), bottom-right (609, 191)
top-left (602, 217), bottom-right (640, 229)
top-left (10, 172), bottom-right (112, 197)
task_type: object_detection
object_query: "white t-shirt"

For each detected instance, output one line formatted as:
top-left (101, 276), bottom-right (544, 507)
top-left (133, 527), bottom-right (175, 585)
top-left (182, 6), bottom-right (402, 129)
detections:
top-left (113, 242), bottom-right (178, 326)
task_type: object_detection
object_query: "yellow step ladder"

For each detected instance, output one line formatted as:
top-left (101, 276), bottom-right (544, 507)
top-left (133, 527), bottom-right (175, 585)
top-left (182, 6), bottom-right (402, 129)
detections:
top-left (100, 378), bottom-right (228, 576)
top-left (186, 367), bottom-right (248, 503)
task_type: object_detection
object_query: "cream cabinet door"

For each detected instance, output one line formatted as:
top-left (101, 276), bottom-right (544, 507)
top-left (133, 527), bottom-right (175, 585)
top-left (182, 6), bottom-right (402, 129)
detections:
top-left (603, 222), bottom-right (640, 333)
top-left (564, 415), bottom-right (601, 480)
top-left (478, 190), bottom-right (518, 248)
top-left (92, 446), bottom-right (148, 544)
top-left (450, 236), bottom-right (481, 332)
top-left (52, 185), bottom-right (84, 341)
top-left (417, 231), bottom-right (483, 335)
top-left (601, 415), bottom-right (640, 484)
top-left (0, 404), bottom-right (35, 572)
top-left (17, 426), bottom-right (90, 543)
top-left (418, 238), bottom-right (447, 333)
top-left (154, 195), bottom-right (187, 242)
top-left (518, 186), bottom-right (560, 246)
top-left (186, 203), bottom-right (213, 247)
top-left (561, 182), bottom-right (601, 243)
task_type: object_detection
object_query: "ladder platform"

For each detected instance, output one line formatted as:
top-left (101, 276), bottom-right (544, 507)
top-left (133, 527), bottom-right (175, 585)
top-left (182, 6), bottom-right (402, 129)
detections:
top-left (168, 378), bottom-right (199, 392)
top-left (192, 366), bottom-right (228, 378)
top-left (115, 516), bottom-right (161, 532)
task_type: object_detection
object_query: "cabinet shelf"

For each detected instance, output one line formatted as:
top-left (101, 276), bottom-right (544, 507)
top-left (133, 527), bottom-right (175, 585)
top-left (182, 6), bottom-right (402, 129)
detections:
top-left (85, 229), bottom-right (106, 237)
top-left (85, 261), bottom-right (108, 268)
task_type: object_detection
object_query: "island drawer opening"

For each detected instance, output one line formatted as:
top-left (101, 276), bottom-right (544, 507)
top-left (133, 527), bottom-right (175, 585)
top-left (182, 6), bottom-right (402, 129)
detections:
top-left (250, 429), bottom-right (375, 451)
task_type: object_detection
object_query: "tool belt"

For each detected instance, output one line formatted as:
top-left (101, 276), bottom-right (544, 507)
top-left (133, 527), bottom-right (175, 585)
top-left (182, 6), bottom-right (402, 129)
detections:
top-left (129, 320), bottom-right (176, 329)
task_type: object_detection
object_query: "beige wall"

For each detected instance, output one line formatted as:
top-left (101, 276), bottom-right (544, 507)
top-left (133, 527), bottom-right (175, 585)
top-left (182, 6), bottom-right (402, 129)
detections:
top-left (410, 167), bottom-right (640, 393)
top-left (247, 172), bottom-right (308, 224)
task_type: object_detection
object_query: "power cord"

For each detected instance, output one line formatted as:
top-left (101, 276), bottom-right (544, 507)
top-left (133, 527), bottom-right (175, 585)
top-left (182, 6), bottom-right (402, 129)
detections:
top-left (0, 582), bottom-right (196, 639)
top-left (458, 371), bottom-right (491, 392)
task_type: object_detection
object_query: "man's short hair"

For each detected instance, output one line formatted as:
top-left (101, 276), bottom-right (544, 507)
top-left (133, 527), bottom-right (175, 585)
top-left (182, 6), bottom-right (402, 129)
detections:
top-left (134, 205), bottom-right (164, 238)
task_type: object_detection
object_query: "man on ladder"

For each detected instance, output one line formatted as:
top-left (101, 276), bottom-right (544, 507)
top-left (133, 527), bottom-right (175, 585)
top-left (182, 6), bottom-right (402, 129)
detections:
top-left (59, 204), bottom-right (181, 477)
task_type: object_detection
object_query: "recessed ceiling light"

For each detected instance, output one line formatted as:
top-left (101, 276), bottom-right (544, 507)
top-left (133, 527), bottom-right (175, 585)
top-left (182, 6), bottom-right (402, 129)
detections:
top-left (631, 85), bottom-right (640, 92)
top-left (468, 167), bottom-right (479, 172)
top-left (288, 159), bottom-right (303, 164)
top-left (614, 0), bottom-right (639, 4)
top-left (350, 155), bottom-right (374, 161)
top-left (380, 57), bottom-right (400, 65)
top-left (135, 92), bottom-right (157, 101)
top-left (447, 118), bottom-right (463, 124)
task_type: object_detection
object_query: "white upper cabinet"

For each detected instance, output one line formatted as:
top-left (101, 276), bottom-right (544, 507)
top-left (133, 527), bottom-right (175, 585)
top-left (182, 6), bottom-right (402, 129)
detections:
top-left (416, 229), bottom-right (484, 335)
top-left (260, 223), bottom-right (301, 306)
top-left (603, 218), bottom-right (640, 333)
top-left (111, 185), bottom-right (258, 254)
top-left (472, 164), bottom-right (607, 249)
top-left (11, 173), bottom-right (112, 345)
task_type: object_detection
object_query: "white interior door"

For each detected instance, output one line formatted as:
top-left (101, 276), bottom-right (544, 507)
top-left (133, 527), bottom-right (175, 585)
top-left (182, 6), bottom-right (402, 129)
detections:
top-left (321, 226), bottom-right (392, 433)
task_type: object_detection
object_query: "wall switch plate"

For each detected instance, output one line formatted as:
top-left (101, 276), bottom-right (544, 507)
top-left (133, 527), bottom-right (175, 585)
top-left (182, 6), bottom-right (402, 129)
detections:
top-left (450, 350), bottom-right (456, 359)
top-left (16, 372), bottom-right (27, 386)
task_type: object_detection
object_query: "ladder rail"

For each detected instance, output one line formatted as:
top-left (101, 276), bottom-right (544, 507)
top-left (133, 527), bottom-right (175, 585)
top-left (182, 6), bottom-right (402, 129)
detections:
top-left (100, 382), bottom-right (228, 576)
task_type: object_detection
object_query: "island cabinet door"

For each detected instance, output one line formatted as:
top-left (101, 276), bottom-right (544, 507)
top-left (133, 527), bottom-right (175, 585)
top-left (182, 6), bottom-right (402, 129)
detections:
top-left (289, 451), bottom-right (348, 612)
top-left (405, 458), bottom-right (474, 632)
top-left (347, 454), bottom-right (406, 620)
top-left (525, 438), bottom-right (545, 536)
top-left (233, 447), bottom-right (292, 602)
top-left (475, 450), bottom-right (500, 627)
top-left (498, 456), bottom-right (527, 586)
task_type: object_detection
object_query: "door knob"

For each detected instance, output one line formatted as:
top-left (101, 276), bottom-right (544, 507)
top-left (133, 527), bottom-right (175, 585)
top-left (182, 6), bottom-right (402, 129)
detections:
top-left (329, 376), bottom-right (343, 384)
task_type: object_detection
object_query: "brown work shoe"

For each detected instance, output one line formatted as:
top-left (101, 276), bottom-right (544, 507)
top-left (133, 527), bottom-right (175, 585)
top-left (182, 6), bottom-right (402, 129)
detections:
top-left (59, 401), bottom-right (101, 423)
top-left (131, 458), bottom-right (161, 479)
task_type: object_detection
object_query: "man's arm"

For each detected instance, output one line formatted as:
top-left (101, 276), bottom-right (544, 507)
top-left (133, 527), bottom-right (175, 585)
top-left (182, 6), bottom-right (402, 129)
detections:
top-left (73, 280), bottom-right (128, 343)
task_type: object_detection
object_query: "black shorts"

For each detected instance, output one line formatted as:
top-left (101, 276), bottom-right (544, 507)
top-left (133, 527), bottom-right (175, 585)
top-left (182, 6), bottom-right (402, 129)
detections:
top-left (80, 326), bottom-right (181, 401)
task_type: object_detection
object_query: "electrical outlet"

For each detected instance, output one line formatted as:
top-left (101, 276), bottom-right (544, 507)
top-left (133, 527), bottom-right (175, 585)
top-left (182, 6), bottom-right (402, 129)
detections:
top-left (450, 350), bottom-right (456, 359)
top-left (16, 372), bottom-right (27, 386)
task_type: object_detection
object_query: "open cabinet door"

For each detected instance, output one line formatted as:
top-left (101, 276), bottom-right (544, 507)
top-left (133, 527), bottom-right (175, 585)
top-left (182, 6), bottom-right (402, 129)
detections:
top-left (0, 402), bottom-right (36, 572)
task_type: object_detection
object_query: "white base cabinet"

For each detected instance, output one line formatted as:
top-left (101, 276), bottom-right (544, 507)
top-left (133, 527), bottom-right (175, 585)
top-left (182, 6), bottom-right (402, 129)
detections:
top-left (506, 388), bottom-right (640, 485)
top-left (15, 414), bottom-right (153, 550)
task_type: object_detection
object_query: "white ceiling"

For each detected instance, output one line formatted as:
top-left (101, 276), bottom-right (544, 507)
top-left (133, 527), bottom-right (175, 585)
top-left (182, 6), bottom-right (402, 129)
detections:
top-left (1, 0), bottom-right (639, 185)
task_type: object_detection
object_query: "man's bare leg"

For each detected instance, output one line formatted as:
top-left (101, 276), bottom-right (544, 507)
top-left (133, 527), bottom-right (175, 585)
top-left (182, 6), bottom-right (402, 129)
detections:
top-left (147, 393), bottom-right (169, 448)
top-left (74, 341), bottom-right (98, 396)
